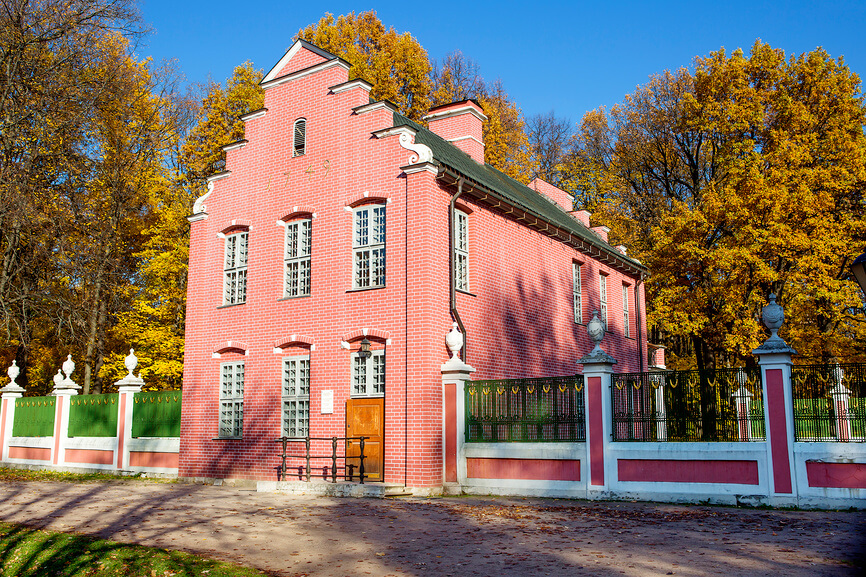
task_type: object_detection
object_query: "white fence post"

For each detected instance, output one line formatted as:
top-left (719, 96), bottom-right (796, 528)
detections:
top-left (1, 361), bottom-right (25, 461)
top-left (115, 349), bottom-right (144, 470)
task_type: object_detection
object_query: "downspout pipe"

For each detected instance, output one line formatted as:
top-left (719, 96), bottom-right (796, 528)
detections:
top-left (635, 273), bottom-right (647, 373)
top-left (449, 178), bottom-right (467, 361)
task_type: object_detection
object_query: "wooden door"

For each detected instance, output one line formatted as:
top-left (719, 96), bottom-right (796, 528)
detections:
top-left (346, 397), bottom-right (384, 481)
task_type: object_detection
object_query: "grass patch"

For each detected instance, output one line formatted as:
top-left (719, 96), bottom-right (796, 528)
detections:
top-left (0, 467), bottom-right (176, 484)
top-left (0, 521), bottom-right (269, 576)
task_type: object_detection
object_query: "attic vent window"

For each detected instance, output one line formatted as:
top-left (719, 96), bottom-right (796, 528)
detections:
top-left (293, 118), bottom-right (306, 157)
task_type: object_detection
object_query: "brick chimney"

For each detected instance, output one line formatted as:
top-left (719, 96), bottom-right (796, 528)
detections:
top-left (423, 100), bottom-right (487, 163)
top-left (529, 178), bottom-right (574, 212)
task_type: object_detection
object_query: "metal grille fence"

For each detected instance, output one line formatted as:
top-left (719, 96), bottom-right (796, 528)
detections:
top-left (12, 396), bottom-right (55, 437)
top-left (611, 368), bottom-right (765, 442)
top-left (132, 391), bottom-right (182, 438)
top-left (68, 394), bottom-right (118, 437)
top-left (465, 375), bottom-right (585, 442)
top-left (792, 363), bottom-right (865, 442)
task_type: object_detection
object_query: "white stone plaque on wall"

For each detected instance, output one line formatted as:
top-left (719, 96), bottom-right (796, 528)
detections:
top-left (321, 390), bottom-right (333, 414)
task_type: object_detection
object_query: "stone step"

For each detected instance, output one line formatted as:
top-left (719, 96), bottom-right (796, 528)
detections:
top-left (257, 479), bottom-right (408, 498)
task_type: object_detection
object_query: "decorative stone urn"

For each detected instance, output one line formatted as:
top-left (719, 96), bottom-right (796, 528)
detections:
top-left (53, 354), bottom-right (81, 392)
top-left (752, 292), bottom-right (796, 355)
top-left (124, 348), bottom-right (138, 378)
top-left (1, 360), bottom-right (24, 394)
top-left (445, 322), bottom-right (464, 359)
top-left (587, 311), bottom-right (605, 352)
top-left (7, 360), bottom-right (19, 385)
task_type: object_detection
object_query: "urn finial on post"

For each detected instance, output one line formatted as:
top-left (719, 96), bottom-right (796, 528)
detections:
top-left (752, 293), bottom-right (796, 355)
top-left (578, 310), bottom-right (616, 365)
top-left (1, 360), bottom-right (24, 394)
top-left (445, 322), bottom-right (464, 360)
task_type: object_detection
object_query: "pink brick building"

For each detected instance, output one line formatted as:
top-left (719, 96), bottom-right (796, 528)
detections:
top-left (179, 40), bottom-right (648, 489)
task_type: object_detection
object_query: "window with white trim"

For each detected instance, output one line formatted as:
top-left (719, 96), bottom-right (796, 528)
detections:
top-left (353, 205), bottom-right (386, 288)
top-left (600, 273), bottom-right (608, 331)
top-left (622, 284), bottom-right (631, 337)
top-left (284, 219), bottom-right (311, 297)
top-left (293, 118), bottom-right (306, 157)
top-left (352, 350), bottom-right (384, 397)
top-left (219, 361), bottom-right (244, 437)
top-left (573, 262), bottom-right (582, 323)
top-left (454, 209), bottom-right (469, 291)
top-left (223, 231), bottom-right (248, 305)
top-left (281, 356), bottom-right (310, 437)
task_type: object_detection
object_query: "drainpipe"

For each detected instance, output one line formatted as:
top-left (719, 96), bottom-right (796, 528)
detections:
top-left (449, 178), bottom-right (467, 361)
top-left (635, 273), bottom-right (646, 373)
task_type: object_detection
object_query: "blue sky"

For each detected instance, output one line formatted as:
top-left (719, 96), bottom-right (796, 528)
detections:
top-left (137, 0), bottom-right (866, 124)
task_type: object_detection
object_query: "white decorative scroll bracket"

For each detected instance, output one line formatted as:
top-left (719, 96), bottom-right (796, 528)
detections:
top-left (398, 131), bottom-right (433, 164)
top-left (192, 180), bottom-right (215, 215)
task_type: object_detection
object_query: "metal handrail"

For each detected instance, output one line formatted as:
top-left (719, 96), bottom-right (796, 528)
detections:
top-left (273, 436), bottom-right (368, 483)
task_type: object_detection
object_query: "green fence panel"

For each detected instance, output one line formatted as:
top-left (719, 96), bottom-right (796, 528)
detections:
top-left (12, 396), bottom-right (56, 437)
top-left (68, 394), bottom-right (118, 437)
top-left (132, 391), bottom-right (182, 438)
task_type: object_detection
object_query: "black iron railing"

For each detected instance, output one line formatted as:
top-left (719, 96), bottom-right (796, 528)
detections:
top-left (274, 436), bottom-right (368, 483)
top-left (792, 363), bottom-right (866, 442)
top-left (465, 375), bottom-right (585, 442)
top-left (611, 368), bottom-right (765, 442)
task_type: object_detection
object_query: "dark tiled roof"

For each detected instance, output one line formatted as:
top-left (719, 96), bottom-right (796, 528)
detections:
top-left (392, 113), bottom-right (646, 275)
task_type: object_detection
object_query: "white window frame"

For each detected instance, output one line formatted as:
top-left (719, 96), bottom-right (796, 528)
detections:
top-left (623, 284), bottom-right (631, 338)
top-left (600, 273), bottom-right (608, 331)
top-left (293, 118), bottom-right (306, 157)
top-left (454, 209), bottom-right (469, 292)
top-left (284, 219), bottom-right (311, 297)
top-left (223, 231), bottom-right (248, 305)
top-left (573, 262), bottom-right (582, 324)
top-left (281, 356), bottom-right (310, 438)
top-left (351, 350), bottom-right (385, 398)
top-left (353, 205), bottom-right (386, 289)
top-left (219, 361), bottom-right (244, 437)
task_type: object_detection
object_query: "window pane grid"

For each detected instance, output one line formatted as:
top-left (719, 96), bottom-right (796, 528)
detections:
top-left (220, 362), bottom-right (244, 437)
top-left (284, 220), bottom-right (311, 297)
top-left (573, 263), bottom-right (582, 323)
top-left (352, 350), bottom-right (385, 397)
top-left (600, 274), bottom-right (608, 330)
top-left (282, 357), bottom-right (310, 438)
top-left (223, 232), bottom-right (248, 305)
top-left (353, 206), bottom-right (385, 288)
top-left (623, 284), bottom-right (630, 337)
top-left (454, 210), bottom-right (469, 291)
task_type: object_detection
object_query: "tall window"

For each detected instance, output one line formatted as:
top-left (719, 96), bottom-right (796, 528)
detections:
top-left (352, 350), bottom-right (385, 397)
top-left (599, 274), bottom-right (608, 330)
top-left (284, 219), bottom-right (311, 297)
top-left (353, 205), bottom-right (386, 288)
top-left (282, 356), bottom-right (310, 438)
top-left (223, 231), bottom-right (248, 305)
top-left (622, 284), bottom-right (631, 337)
top-left (219, 362), bottom-right (244, 437)
top-left (454, 209), bottom-right (469, 291)
top-left (293, 118), bottom-right (306, 157)
top-left (573, 262), bottom-right (582, 323)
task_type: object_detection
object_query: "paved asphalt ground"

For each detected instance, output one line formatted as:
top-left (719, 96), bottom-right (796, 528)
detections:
top-left (0, 479), bottom-right (863, 577)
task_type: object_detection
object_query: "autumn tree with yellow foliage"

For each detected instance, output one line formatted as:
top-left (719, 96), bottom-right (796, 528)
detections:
top-left (574, 41), bottom-right (866, 369)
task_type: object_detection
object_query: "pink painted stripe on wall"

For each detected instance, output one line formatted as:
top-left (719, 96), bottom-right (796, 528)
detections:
top-left (116, 394), bottom-right (126, 469)
top-left (618, 459), bottom-right (760, 485)
top-left (129, 451), bottom-right (179, 469)
top-left (65, 449), bottom-right (113, 465)
top-left (466, 458), bottom-right (580, 481)
top-left (806, 461), bottom-right (866, 489)
top-left (9, 446), bottom-right (51, 461)
top-left (444, 383), bottom-right (457, 483)
top-left (765, 368), bottom-right (793, 493)
top-left (0, 399), bottom-right (7, 456)
top-left (588, 376), bottom-right (604, 486)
